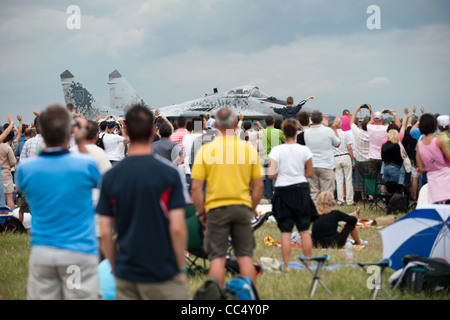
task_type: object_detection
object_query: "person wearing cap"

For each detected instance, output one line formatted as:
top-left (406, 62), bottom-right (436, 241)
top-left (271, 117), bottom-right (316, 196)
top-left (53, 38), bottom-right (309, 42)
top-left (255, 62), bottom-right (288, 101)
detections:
top-left (435, 115), bottom-right (450, 150)
top-left (366, 107), bottom-right (401, 182)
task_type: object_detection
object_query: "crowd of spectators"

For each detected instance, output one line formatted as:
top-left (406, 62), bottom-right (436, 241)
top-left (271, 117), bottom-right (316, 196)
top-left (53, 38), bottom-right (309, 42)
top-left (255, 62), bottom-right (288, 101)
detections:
top-left (1, 98), bottom-right (449, 300)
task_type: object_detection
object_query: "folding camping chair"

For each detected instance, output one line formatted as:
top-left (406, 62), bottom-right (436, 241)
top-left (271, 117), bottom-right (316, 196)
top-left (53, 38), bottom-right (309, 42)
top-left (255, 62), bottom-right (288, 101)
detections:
top-left (297, 254), bottom-right (333, 298)
top-left (185, 206), bottom-right (272, 276)
top-left (356, 258), bottom-right (393, 300)
top-left (364, 173), bottom-right (390, 211)
top-left (185, 205), bottom-right (209, 275)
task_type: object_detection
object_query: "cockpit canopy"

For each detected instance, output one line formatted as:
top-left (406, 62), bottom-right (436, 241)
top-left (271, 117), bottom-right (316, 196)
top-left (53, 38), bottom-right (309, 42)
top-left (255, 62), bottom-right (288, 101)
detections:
top-left (227, 86), bottom-right (269, 99)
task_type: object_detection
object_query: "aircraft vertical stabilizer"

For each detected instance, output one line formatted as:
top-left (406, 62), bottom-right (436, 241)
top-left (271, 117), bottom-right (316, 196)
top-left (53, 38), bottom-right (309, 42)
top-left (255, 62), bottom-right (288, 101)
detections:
top-left (60, 70), bottom-right (119, 120)
top-left (108, 70), bottom-right (146, 113)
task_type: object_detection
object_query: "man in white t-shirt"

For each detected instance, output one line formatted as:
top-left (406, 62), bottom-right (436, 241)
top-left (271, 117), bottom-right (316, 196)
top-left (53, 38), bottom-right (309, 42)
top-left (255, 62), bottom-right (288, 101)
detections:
top-left (304, 110), bottom-right (341, 201)
top-left (333, 118), bottom-right (355, 206)
top-left (182, 116), bottom-right (205, 193)
top-left (103, 120), bottom-right (129, 165)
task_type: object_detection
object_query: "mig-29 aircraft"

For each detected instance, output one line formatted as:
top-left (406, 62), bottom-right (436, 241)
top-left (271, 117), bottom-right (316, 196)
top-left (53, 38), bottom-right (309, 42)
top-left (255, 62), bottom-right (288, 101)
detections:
top-left (61, 69), bottom-right (314, 121)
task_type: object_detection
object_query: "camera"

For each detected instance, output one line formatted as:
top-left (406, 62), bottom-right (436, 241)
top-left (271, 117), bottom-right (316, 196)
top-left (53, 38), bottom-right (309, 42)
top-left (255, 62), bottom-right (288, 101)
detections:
top-left (383, 110), bottom-right (389, 114)
top-left (361, 104), bottom-right (369, 109)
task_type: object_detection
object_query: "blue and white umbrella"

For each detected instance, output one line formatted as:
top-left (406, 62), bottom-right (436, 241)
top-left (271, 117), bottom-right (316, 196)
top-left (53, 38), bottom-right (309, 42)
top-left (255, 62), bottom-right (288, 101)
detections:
top-left (380, 204), bottom-right (450, 270)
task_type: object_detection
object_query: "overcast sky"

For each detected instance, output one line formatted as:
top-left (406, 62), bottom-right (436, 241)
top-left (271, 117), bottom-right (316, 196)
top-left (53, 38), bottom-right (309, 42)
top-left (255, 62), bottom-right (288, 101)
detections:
top-left (1, 0), bottom-right (449, 123)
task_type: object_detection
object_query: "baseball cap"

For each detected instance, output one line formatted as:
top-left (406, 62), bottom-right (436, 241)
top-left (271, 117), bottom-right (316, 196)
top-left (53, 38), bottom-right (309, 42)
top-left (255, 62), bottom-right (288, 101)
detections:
top-left (374, 111), bottom-right (383, 121)
top-left (437, 115), bottom-right (449, 128)
top-left (106, 120), bottom-right (116, 129)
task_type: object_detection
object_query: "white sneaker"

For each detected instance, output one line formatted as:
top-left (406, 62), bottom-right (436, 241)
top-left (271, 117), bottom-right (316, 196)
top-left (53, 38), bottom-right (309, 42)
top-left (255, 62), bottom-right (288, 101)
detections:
top-left (358, 239), bottom-right (368, 245)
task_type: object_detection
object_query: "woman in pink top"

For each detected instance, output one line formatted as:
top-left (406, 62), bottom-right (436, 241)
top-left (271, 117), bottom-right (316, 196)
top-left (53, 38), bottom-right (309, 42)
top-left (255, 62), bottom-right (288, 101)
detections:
top-left (416, 114), bottom-right (450, 204)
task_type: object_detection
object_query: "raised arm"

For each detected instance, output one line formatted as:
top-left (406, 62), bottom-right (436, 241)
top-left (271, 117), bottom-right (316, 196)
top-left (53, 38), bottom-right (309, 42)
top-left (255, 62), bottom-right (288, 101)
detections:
top-left (400, 108), bottom-right (409, 135)
top-left (14, 115), bottom-right (24, 144)
top-left (351, 105), bottom-right (362, 126)
top-left (0, 115), bottom-right (14, 143)
top-left (407, 105), bottom-right (416, 127)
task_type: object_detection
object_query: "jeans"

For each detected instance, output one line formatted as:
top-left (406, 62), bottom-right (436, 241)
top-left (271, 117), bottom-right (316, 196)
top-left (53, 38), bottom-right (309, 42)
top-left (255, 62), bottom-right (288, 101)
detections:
top-left (398, 165), bottom-right (406, 185)
top-left (0, 173), bottom-right (7, 209)
top-left (263, 163), bottom-right (273, 200)
top-left (185, 174), bottom-right (192, 194)
top-left (383, 165), bottom-right (400, 183)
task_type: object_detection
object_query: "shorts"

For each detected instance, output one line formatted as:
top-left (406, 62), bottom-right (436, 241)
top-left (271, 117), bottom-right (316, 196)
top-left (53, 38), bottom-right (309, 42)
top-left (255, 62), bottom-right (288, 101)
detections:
top-left (115, 275), bottom-right (190, 300)
top-left (3, 178), bottom-right (14, 194)
top-left (354, 160), bottom-right (369, 191)
top-left (368, 158), bottom-right (385, 183)
top-left (272, 183), bottom-right (317, 233)
top-left (204, 205), bottom-right (255, 260)
top-left (27, 246), bottom-right (101, 300)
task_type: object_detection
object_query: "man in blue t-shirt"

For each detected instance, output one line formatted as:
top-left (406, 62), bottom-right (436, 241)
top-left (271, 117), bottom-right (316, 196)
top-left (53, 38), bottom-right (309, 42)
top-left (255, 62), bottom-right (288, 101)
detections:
top-left (16, 105), bottom-right (101, 300)
top-left (97, 104), bottom-right (190, 300)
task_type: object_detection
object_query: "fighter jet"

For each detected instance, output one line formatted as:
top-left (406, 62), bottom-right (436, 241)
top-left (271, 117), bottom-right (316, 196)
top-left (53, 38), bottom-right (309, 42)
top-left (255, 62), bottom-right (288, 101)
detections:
top-left (61, 69), bottom-right (314, 121)
top-left (60, 70), bottom-right (124, 120)
top-left (156, 86), bottom-right (314, 121)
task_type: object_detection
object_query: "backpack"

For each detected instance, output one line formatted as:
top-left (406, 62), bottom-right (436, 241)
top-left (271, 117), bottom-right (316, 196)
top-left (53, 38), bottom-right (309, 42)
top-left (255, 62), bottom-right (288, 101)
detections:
top-left (4, 216), bottom-right (27, 233)
top-left (96, 133), bottom-right (105, 150)
top-left (393, 255), bottom-right (450, 293)
top-left (193, 276), bottom-right (237, 300)
top-left (225, 255), bottom-right (240, 275)
top-left (225, 276), bottom-right (259, 300)
top-left (386, 193), bottom-right (409, 214)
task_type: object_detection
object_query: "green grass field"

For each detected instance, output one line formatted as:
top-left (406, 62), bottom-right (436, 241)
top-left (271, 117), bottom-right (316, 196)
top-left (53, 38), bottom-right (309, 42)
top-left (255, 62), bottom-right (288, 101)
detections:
top-left (0, 204), bottom-right (448, 300)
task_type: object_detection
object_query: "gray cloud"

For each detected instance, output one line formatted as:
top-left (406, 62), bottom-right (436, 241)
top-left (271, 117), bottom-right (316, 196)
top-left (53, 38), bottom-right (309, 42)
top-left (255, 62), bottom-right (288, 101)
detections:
top-left (0, 0), bottom-right (449, 123)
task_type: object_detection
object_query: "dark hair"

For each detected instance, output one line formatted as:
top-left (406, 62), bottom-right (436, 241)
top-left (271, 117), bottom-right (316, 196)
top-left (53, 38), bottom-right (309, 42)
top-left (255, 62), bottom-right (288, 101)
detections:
top-left (186, 121), bottom-right (192, 132)
top-left (159, 122), bottom-right (173, 138)
top-left (265, 116), bottom-right (274, 126)
top-left (281, 119), bottom-right (299, 138)
top-left (66, 103), bottom-right (74, 112)
top-left (177, 116), bottom-right (187, 128)
top-left (124, 104), bottom-right (154, 143)
top-left (274, 119), bottom-right (282, 129)
top-left (286, 96), bottom-right (294, 105)
top-left (24, 127), bottom-right (34, 138)
top-left (2, 124), bottom-right (14, 142)
top-left (310, 110), bottom-right (323, 124)
top-left (361, 119), bottom-right (368, 131)
top-left (34, 116), bottom-right (41, 133)
top-left (86, 120), bottom-right (99, 141)
top-left (386, 123), bottom-right (399, 132)
top-left (243, 121), bottom-right (252, 131)
top-left (419, 113), bottom-right (437, 135)
top-left (297, 111), bottom-right (310, 126)
top-left (39, 104), bottom-right (72, 147)
top-left (99, 121), bottom-right (107, 131)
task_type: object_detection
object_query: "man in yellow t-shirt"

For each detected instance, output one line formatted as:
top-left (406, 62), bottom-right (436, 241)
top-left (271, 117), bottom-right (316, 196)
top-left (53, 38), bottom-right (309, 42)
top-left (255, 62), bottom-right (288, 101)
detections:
top-left (191, 108), bottom-right (264, 288)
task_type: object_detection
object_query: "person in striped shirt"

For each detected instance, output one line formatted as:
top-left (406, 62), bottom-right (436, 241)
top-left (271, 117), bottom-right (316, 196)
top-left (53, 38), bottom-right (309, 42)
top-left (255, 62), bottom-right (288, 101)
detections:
top-left (170, 117), bottom-right (189, 171)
